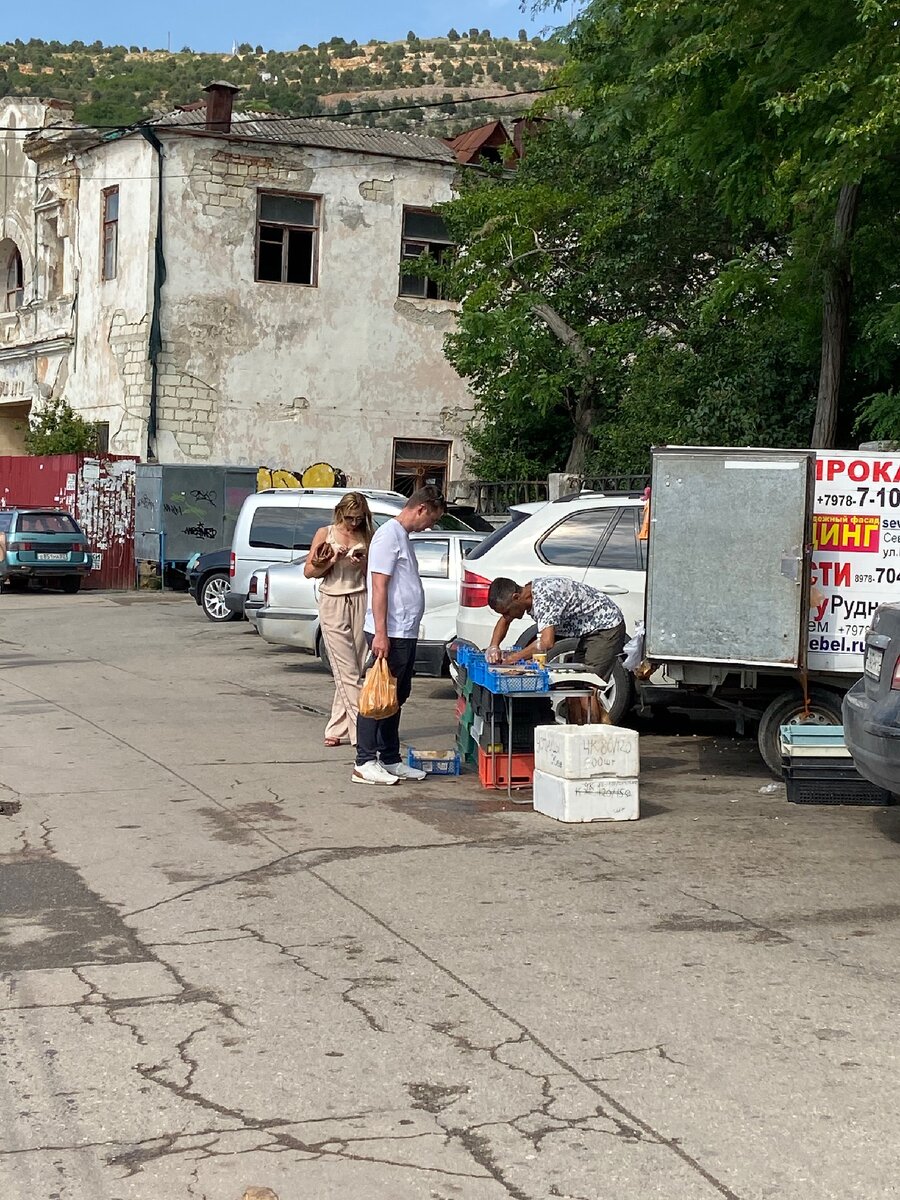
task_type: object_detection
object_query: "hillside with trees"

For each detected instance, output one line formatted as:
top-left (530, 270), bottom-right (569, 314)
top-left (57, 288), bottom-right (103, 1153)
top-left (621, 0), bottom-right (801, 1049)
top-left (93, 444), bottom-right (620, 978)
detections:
top-left (0, 31), bottom-right (563, 132)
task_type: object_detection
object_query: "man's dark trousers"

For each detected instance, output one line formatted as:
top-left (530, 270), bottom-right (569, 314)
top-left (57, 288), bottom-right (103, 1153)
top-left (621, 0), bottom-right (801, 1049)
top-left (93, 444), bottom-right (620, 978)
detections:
top-left (355, 635), bottom-right (417, 766)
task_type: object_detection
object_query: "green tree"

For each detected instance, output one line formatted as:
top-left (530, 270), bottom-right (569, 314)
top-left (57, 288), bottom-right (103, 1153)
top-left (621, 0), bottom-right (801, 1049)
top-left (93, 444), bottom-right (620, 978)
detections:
top-left (25, 398), bottom-right (100, 456)
top-left (558, 0), bottom-right (900, 448)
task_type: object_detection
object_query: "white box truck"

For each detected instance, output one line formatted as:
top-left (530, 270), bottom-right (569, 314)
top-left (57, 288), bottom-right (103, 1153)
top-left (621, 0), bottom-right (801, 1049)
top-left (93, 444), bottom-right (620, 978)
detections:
top-left (643, 447), bottom-right (900, 772)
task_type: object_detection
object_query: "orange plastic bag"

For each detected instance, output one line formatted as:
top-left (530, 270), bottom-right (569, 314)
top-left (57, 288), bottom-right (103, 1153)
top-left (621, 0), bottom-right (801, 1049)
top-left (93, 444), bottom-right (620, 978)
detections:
top-left (359, 657), bottom-right (399, 720)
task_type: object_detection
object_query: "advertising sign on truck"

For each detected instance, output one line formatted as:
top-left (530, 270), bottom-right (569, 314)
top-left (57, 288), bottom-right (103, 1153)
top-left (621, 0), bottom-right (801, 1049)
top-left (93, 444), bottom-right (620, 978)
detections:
top-left (810, 453), bottom-right (900, 672)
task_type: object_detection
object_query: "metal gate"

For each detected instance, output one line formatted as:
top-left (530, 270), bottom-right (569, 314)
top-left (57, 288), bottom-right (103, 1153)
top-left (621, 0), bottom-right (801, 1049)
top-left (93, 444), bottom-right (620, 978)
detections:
top-left (0, 454), bottom-right (136, 590)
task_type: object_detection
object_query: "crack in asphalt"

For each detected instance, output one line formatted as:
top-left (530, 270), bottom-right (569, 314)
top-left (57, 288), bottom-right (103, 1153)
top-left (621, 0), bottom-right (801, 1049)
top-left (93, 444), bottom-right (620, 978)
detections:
top-left (0, 653), bottom-right (743, 1200)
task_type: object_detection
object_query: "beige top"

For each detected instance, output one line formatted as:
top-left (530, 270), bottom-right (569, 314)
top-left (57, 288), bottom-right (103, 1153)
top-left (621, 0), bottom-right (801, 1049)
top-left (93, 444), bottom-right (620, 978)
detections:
top-left (318, 525), bottom-right (367, 596)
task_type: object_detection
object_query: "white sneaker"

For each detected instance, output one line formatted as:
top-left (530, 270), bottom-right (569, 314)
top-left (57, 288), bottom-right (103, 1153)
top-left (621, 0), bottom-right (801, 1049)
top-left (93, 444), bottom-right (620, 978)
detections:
top-left (381, 761), bottom-right (428, 781)
top-left (352, 760), bottom-right (399, 786)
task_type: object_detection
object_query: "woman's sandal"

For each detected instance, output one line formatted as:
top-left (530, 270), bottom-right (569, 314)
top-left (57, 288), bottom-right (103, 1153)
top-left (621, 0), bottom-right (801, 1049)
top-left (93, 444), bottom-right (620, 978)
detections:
top-left (324, 737), bottom-right (343, 747)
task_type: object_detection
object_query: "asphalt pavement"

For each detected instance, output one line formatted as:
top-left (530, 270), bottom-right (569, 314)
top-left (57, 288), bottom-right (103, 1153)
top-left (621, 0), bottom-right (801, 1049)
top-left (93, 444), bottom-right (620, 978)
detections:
top-left (1, 589), bottom-right (900, 1199)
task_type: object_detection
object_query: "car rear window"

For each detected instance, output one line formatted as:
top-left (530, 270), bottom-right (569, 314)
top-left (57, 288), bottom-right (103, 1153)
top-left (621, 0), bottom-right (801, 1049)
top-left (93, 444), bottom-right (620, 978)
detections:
top-left (465, 511), bottom-right (529, 561)
top-left (17, 512), bottom-right (79, 534)
top-left (0, 512), bottom-right (12, 533)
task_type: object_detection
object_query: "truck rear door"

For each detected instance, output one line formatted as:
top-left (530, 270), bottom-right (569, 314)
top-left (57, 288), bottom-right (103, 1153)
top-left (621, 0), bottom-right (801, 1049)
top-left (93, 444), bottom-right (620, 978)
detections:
top-left (646, 448), bottom-right (815, 668)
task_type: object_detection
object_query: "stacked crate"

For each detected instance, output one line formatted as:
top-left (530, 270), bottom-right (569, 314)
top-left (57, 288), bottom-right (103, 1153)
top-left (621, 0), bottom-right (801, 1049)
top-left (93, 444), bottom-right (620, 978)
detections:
top-left (533, 725), bottom-right (640, 822)
top-left (471, 683), bottom-right (553, 788)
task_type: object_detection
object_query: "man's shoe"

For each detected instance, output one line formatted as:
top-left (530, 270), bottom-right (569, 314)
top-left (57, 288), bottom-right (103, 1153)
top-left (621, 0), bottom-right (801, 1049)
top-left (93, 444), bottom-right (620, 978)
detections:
top-left (381, 761), bottom-right (428, 781)
top-left (352, 760), bottom-right (399, 786)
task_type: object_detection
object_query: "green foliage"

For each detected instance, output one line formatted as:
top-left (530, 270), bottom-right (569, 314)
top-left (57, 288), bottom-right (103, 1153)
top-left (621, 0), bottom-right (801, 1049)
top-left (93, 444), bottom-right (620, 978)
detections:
top-left (432, 1), bottom-right (900, 477)
top-left (24, 398), bottom-right (100, 456)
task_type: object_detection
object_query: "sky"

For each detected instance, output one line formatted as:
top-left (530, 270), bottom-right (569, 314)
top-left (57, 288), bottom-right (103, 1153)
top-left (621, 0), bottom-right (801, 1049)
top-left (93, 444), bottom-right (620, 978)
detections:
top-left (3, 0), bottom-right (568, 53)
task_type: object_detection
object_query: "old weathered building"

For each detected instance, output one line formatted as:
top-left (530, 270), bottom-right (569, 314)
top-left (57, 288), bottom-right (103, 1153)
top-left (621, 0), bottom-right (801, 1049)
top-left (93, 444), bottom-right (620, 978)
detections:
top-left (0, 87), bottom-right (475, 490)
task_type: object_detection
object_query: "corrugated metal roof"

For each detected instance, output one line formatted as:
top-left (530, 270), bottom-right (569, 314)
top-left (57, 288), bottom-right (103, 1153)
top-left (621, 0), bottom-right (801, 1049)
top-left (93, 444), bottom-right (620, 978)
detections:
top-left (445, 119), bottom-right (511, 163)
top-left (151, 109), bottom-right (458, 164)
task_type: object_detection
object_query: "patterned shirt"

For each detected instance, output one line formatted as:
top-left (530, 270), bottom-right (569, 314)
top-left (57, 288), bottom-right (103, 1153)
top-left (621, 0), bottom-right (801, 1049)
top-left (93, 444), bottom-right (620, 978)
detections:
top-left (530, 576), bottom-right (623, 638)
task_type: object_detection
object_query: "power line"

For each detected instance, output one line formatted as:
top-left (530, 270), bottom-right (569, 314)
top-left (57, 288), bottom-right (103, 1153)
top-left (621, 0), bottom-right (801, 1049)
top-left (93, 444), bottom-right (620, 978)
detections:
top-left (0, 84), bottom-right (559, 136)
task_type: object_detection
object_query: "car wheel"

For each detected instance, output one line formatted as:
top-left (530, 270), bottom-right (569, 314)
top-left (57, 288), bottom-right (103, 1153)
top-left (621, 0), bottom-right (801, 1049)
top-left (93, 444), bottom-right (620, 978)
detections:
top-left (517, 629), bottom-right (636, 725)
top-left (757, 687), bottom-right (844, 776)
top-left (201, 571), bottom-right (239, 622)
top-left (7, 576), bottom-right (29, 592)
top-left (60, 576), bottom-right (81, 594)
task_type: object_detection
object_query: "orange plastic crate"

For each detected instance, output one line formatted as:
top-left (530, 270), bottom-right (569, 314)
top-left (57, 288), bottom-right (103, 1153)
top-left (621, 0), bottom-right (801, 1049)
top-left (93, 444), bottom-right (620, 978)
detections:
top-left (477, 749), bottom-right (535, 790)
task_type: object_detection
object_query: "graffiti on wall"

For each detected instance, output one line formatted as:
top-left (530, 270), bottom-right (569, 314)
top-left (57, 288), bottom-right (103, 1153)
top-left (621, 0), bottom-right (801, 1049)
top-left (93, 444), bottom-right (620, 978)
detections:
top-left (257, 462), bottom-right (347, 491)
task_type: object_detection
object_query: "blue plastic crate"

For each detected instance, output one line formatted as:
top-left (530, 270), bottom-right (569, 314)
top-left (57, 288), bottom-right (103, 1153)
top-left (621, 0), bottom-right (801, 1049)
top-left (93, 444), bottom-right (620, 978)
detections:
top-left (481, 664), bottom-right (550, 694)
top-left (407, 748), bottom-right (462, 775)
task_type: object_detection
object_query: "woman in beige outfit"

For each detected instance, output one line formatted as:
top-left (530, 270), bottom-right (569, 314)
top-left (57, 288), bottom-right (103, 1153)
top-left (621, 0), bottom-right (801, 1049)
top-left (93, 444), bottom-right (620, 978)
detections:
top-left (305, 494), bottom-right (373, 747)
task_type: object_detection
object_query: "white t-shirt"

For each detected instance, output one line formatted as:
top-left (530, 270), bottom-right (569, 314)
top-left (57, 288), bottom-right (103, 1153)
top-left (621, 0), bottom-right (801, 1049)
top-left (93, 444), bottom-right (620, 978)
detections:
top-left (364, 518), bottom-right (425, 639)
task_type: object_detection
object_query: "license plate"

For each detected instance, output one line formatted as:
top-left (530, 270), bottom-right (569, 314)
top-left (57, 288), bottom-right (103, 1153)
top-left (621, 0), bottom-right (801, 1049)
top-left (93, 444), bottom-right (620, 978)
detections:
top-left (37, 553), bottom-right (68, 561)
top-left (865, 645), bottom-right (883, 679)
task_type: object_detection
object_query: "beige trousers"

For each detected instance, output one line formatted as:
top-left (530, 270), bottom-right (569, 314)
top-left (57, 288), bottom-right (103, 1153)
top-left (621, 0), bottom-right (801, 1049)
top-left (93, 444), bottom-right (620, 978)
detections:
top-left (318, 590), bottom-right (367, 744)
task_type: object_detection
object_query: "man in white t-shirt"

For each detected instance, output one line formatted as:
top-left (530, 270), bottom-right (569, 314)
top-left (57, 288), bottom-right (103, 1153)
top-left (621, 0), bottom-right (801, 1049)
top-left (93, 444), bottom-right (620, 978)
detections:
top-left (353, 485), bottom-right (447, 786)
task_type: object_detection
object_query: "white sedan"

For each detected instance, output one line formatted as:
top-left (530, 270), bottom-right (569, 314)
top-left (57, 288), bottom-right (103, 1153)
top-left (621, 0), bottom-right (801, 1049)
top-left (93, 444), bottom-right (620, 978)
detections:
top-left (256, 529), bottom-right (485, 676)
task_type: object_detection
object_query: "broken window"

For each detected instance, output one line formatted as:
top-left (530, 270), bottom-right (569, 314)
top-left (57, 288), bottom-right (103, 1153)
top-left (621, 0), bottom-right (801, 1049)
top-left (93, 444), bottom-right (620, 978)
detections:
top-left (3, 245), bottom-right (23, 311)
top-left (101, 187), bottom-right (119, 281)
top-left (399, 208), bottom-right (453, 300)
top-left (256, 192), bottom-right (320, 286)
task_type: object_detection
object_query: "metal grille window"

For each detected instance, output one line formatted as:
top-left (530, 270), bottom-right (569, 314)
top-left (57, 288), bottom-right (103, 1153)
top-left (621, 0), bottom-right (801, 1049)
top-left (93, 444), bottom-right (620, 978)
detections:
top-left (256, 192), bottom-right (320, 287)
top-left (399, 208), bottom-right (453, 300)
top-left (392, 438), bottom-right (451, 496)
top-left (4, 246), bottom-right (24, 310)
top-left (101, 187), bottom-right (119, 281)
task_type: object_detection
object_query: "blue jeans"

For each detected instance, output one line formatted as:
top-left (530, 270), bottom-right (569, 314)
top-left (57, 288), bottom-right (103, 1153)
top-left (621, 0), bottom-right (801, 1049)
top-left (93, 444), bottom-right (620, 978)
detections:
top-left (355, 635), bottom-right (417, 766)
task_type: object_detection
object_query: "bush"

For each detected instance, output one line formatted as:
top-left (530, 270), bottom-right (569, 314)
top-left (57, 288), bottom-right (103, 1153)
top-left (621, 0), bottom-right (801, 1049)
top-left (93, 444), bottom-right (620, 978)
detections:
top-left (25, 398), bottom-right (100, 456)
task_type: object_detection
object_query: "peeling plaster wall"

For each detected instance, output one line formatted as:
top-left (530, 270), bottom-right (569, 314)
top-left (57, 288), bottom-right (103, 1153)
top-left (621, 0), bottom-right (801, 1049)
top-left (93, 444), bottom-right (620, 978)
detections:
top-left (153, 136), bottom-right (475, 485)
top-left (0, 98), bottom-right (77, 451)
top-left (64, 138), bottom-right (155, 458)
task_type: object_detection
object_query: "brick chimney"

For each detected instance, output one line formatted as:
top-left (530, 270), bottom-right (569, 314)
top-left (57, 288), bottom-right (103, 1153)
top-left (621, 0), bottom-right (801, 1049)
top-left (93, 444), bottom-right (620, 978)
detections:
top-left (203, 81), bottom-right (240, 133)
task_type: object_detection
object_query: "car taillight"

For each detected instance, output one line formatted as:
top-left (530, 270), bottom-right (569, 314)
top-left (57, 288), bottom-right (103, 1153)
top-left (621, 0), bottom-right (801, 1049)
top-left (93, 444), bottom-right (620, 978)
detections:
top-left (264, 573), bottom-right (270, 604)
top-left (891, 660), bottom-right (900, 690)
top-left (460, 569), bottom-right (491, 608)
top-left (249, 575), bottom-right (258, 596)
top-left (70, 543), bottom-right (82, 552)
top-left (14, 541), bottom-right (34, 551)
top-left (229, 551), bottom-right (236, 579)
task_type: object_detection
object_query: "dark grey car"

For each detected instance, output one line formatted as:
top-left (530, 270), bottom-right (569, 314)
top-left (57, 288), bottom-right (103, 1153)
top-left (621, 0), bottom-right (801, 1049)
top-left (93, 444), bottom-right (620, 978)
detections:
top-left (842, 602), bottom-right (900, 794)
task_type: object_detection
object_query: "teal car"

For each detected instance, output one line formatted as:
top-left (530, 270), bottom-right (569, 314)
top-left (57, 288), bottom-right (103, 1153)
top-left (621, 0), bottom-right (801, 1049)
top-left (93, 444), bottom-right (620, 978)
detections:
top-left (0, 507), bottom-right (92, 593)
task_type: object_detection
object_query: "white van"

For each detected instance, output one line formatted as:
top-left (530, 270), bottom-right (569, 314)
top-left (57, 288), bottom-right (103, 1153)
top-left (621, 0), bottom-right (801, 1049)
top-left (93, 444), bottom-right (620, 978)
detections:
top-left (225, 488), bottom-right (473, 617)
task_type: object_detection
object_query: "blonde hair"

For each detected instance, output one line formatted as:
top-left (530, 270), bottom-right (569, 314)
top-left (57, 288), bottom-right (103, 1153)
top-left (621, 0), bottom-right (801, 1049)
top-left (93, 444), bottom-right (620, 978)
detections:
top-left (333, 492), bottom-right (374, 546)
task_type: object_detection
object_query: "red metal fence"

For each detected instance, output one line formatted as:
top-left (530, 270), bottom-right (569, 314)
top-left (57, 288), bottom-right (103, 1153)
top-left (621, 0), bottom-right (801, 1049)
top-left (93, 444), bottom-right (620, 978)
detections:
top-left (0, 454), bottom-right (137, 589)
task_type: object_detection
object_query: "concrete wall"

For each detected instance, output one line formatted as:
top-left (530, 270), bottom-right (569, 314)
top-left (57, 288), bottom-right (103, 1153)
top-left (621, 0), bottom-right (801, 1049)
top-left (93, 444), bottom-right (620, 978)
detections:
top-left (5, 116), bottom-right (476, 483)
top-left (152, 135), bottom-right (474, 486)
top-left (65, 137), bottom-right (155, 458)
top-left (0, 98), bottom-right (78, 454)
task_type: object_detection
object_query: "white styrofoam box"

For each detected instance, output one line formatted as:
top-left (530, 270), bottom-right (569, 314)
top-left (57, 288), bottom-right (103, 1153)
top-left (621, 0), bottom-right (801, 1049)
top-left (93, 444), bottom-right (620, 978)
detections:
top-left (532, 770), bottom-right (639, 823)
top-left (534, 723), bottom-right (639, 780)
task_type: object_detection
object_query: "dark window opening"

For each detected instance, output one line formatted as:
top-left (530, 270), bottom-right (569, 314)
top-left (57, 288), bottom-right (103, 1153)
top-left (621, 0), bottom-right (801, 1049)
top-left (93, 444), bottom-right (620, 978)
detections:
top-left (399, 208), bottom-right (453, 300)
top-left (256, 192), bottom-right (319, 286)
top-left (102, 187), bottom-right (119, 281)
top-left (4, 246), bottom-right (24, 311)
top-left (392, 438), bottom-right (451, 497)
